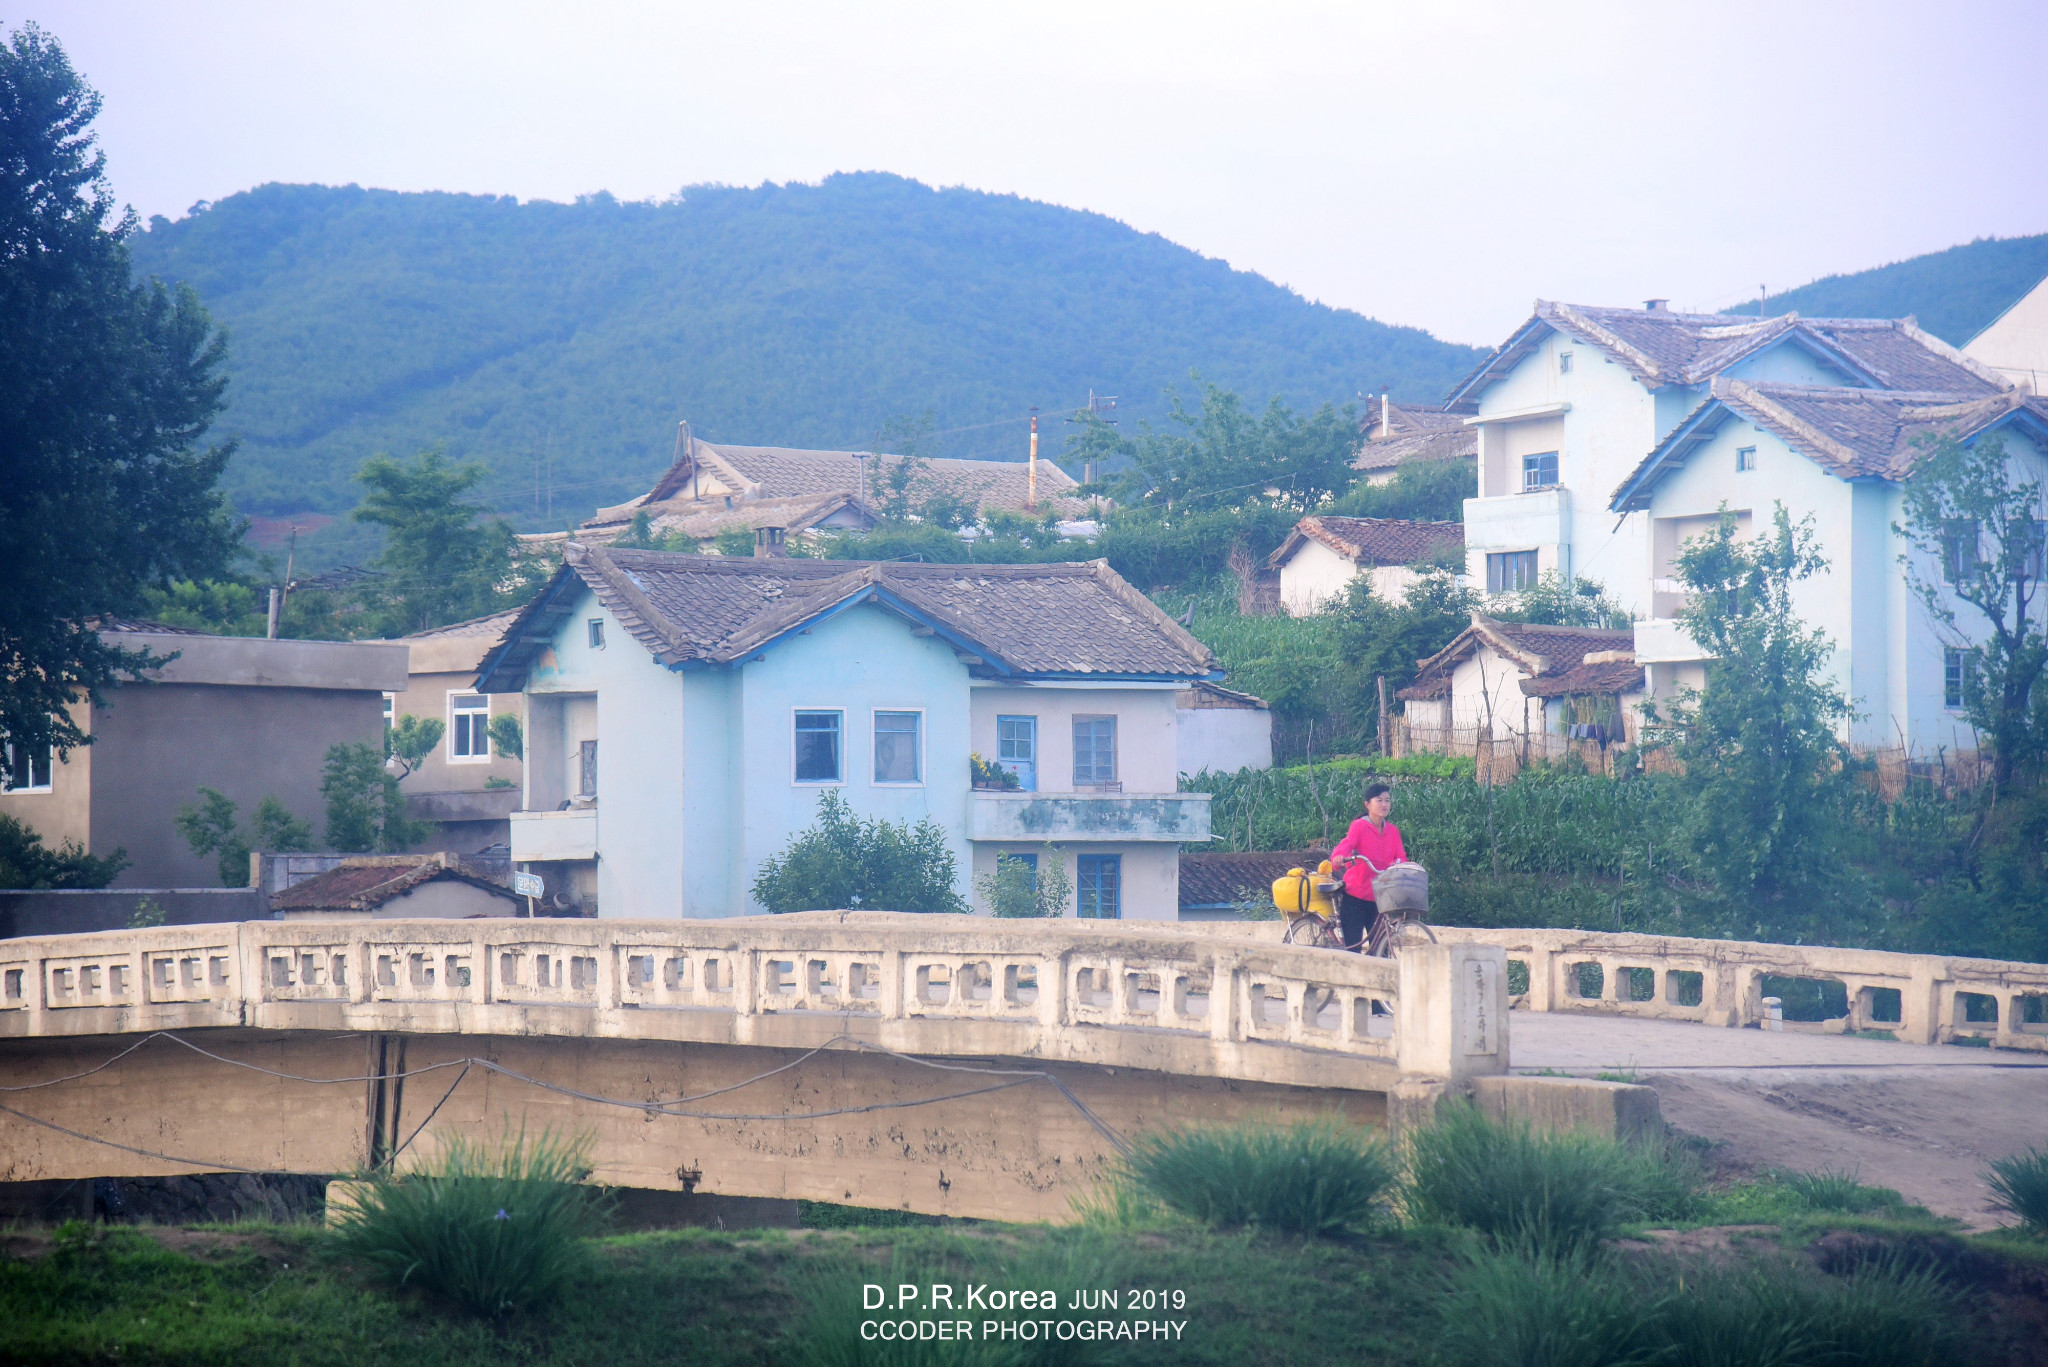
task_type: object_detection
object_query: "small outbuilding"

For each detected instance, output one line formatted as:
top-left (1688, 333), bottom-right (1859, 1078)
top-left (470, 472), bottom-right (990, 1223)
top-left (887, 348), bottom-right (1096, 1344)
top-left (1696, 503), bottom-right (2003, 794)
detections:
top-left (1268, 516), bottom-right (1465, 617)
top-left (267, 854), bottom-right (522, 920)
top-left (1176, 682), bottom-right (1273, 777)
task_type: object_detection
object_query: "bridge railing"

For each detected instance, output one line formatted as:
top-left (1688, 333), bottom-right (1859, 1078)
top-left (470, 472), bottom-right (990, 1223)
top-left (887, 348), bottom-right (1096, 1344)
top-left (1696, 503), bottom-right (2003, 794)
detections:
top-left (1433, 926), bottom-right (2048, 1052)
top-left (0, 915), bottom-right (1511, 1091)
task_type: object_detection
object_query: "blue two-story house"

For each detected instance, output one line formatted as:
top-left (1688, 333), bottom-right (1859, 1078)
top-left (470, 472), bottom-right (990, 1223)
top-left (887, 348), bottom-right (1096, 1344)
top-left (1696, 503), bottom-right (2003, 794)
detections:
top-left (474, 546), bottom-right (1218, 919)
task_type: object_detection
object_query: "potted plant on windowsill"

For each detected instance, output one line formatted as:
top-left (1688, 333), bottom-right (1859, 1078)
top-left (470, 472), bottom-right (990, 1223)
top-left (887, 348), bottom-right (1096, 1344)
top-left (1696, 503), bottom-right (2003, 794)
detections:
top-left (969, 753), bottom-right (1021, 791)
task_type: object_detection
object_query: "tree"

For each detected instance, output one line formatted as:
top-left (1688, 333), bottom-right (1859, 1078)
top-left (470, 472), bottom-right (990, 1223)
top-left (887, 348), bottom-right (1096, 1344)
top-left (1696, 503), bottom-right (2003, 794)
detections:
top-left (1328, 457), bottom-right (1471, 523)
top-left (1071, 379), bottom-right (1359, 515)
top-left (1489, 570), bottom-right (1630, 630)
top-left (174, 787), bottom-right (314, 886)
top-left (1895, 431), bottom-right (2048, 786)
top-left (0, 23), bottom-right (239, 758)
top-left (752, 789), bottom-right (965, 913)
top-left (487, 713), bottom-right (523, 760)
top-left (352, 450), bottom-right (545, 634)
top-left (322, 742), bottom-right (431, 853)
top-left (0, 812), bottom-right (123, 889)
top-left (974, 846), bottom-right (1072, 918)
top-left (1655, 505), bottom-right (1855, 916)
top-left (386, 714), bottom-right (445, 778)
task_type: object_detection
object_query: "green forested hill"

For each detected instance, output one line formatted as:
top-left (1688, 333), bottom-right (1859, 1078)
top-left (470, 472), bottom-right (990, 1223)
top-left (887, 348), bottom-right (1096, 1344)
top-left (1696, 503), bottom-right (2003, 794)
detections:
top-left (1723, 232), bottom-right (2048, 344)
top-left (129, 174), bottom-right (1484, 527)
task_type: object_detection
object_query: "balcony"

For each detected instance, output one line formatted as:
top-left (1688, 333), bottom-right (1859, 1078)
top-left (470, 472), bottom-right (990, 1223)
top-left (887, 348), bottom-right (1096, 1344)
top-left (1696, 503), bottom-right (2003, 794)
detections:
top-left (969, 792), bottom-right (1212, 843)
top-left (1462, 485), bottom-right (1571, 550)
top-left (1632, 617), bottom-right (1709, 664)
top-left (510, 808), bottom-right (598, 862)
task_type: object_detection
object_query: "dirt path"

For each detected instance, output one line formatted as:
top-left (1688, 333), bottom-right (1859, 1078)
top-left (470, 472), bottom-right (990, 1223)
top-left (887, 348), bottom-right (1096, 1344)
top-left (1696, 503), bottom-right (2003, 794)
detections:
top-left (1509, 1011), bottom-right (2048, 1228)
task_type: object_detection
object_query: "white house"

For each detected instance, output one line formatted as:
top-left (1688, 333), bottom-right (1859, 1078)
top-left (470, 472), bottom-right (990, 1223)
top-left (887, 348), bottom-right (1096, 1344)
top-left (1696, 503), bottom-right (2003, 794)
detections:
top-left (1268, 516), bottom-right (1465, 616)
top-left (1965, 268), bottom-right (2048, 395)
top-left (1175, 682), bottom-right (1272, 776)
top-left (1609, 381), bottom-right (2048, 750)
top-left (474, 546), bottom-right (1217, 921)
top-left (1399, 615), bottom-right (1642, 746)
top-left (1445, 300), bottom-right (2007, 611)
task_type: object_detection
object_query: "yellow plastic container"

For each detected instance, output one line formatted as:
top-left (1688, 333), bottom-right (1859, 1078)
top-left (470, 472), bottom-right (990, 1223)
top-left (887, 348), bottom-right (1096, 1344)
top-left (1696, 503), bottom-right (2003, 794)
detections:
top-left (1272, 866), bottom-right (1340, 920)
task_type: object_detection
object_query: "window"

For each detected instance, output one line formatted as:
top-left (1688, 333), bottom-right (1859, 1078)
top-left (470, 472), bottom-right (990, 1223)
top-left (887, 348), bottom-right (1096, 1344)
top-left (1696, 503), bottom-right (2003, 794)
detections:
top-left (1487, 550), bottom-right (1540, 595)
top-left (382, 693), bottom-right (395, 731)
top-left (997, 715), bottom-right (1037, 791)
top-left (794, 710), bottom-right (843, 783)
top-left (1941, 519), bottom-right (1981, 584)
top-left (1945, 648), bottom-right (1979, 710)
top-left (1558, 352), bottom-right (1573, 374)
top-left (1073, 716), bottom-right (1117, 787)
top-left (578, 740), bottom-right (598, 796)
top-left (450, 693), bottom-right (491, 762)
top-left (1521, 451), bottom-right (1559, 490)
top-left (1736, 446), bottom-right (1756, 472)
top-left (2019, 518), bottom-right (2048, 582)
top-left (2, 742), bottom-right (52, 793)
top-left (873, 710), bottom-right (922, 784)
top-left (588, 618), bottom-right (605, 649)
top-left (1076, 854), bottom-right (1121, 919)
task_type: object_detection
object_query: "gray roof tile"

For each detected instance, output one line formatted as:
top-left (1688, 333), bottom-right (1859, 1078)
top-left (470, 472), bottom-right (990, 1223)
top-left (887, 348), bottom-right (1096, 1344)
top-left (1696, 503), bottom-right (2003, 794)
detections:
top-left (1270, 516), bottom-right (1464, 570)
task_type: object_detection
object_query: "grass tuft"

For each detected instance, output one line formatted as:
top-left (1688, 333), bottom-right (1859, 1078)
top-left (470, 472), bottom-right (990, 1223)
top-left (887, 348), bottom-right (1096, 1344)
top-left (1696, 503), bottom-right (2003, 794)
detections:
top-left (1985, 1145), bottom-right (2048, 1234)
top-left (1118, 1118), bottom-right (1395, 1236)
top-left (1403, 1102), bottom-right (1701, 1253)
top-left (1777, 1166), bottom-right (1903, 1215)
top-left (326, 1125), bottom-right (611, 1317)
top-left (1434, 1246), bottom-right (1658, 1367)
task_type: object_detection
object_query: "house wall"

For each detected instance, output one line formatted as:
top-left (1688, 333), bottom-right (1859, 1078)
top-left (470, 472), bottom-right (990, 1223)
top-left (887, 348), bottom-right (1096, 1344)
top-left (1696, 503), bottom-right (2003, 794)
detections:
top-left (370, 880), bottom-right (521, 919)
top-left (0, 700), bottom-right (92, 856)
top-left (85, 685), bottom-right (384, 887)
top-left (969, 685), bottom-right (1179, 795)
top-left (388, 669), bottom-right (522, 794)
top-left (1966, 275), bottom-right (2048, 393)
top-left (1278, 539), bottom-right (1356, 615)
top-left (1443, 649), bottom-right (1539, 736)
top-left (966, 842), bottom-right (1178, 921)
top-left (1630, 414), bottom-right (2048, 749)
top-left (1177, 706), bottom-right (1272, 776)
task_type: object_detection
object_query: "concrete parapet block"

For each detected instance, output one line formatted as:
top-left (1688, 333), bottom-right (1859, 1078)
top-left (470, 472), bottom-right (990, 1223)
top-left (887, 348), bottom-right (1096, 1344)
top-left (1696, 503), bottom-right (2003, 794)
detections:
top-left (1396, 941), bottom-right (1510, 1084)
top-left (1469, 1075), bottom-right (1663, 1144)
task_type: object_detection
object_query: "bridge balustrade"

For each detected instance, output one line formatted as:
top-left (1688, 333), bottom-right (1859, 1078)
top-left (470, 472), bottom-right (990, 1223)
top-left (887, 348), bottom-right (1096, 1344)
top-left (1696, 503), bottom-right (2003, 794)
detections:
top-left (1435, 926), bottom-right (2048, 1052)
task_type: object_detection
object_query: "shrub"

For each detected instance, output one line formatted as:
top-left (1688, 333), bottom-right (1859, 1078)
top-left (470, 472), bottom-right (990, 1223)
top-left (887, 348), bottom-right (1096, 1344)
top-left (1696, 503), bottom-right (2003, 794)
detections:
top-left (1986, 1145), bottom-right (2048, 1233)
top-left (1650, 1252), bottom-right (1957, 1367)
top-left (328, 1127), bottom-right (610, 1316)
top-left (1403, 1103), bottom-right (1700, 1252)
top-left (1433, 1247), bottom-right (1656, 1367)
top-left (1120, 1118), bottom-right (1395, 1235)
top-left (753, 789), bottom-right (966, 913)
top-left (1779, 1166), bottom-right (1903, 1215)
top-left (974, 844), bottom-right (1071, 917)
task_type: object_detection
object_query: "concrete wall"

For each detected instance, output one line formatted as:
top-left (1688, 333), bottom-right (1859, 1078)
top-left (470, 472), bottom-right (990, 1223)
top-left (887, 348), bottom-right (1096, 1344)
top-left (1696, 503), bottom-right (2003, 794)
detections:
top-left (1177, 705), bottom-right (1272, 777)
top-left (968, 684), bottom-right (1179, 796)
top-left (1967, 274), bottom-right (2048, 393)
top-left (0, 888), bottom-right (265, 938)
top-left (389, 667), bottom-right (522, 796)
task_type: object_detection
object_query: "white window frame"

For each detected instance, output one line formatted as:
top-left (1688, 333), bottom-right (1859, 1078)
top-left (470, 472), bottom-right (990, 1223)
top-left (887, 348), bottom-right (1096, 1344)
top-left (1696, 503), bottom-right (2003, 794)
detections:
top-left (871, 708), bottom-right (925, 787)
top-left (792, 708), bottom-right (846, 786)
top-left (2, 741), bottom-right (53, 794)
top-left (1521, 451), bottom-right (1559, 491)
top-left (587, 618), bottom-right (606, 650)
top-left (1735, 445), bottom-right (1757, 473)
top-left (448, 692), bottom-right (492, 765)
top-left (1073, 714), bottom-right (1119, 787)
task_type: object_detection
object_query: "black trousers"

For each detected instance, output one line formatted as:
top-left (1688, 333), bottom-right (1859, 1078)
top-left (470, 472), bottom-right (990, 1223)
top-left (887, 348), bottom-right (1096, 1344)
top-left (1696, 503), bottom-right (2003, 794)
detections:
top-left (1338, 893), bottom-right (1380, 951)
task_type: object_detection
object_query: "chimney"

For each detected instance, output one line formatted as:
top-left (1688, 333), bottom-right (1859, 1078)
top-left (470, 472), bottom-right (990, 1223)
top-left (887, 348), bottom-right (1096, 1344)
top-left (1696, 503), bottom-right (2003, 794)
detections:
top-left (753, 525), bottom-right (787, 558)
top-left (1380, 391), bottom-right (1391, 438)
top-left (1644, 298), bottom-right (1669, 313)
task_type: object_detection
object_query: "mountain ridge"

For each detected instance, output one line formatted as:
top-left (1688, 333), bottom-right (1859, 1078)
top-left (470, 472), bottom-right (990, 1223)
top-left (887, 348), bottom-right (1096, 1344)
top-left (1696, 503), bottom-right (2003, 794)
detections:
top-left (1722, 232), bottom-right (2048, 344)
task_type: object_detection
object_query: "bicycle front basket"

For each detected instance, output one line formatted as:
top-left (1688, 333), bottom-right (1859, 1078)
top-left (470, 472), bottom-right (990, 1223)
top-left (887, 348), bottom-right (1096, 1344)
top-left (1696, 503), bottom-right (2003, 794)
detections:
top-left (1371, 861), bottom-right (1429, 914)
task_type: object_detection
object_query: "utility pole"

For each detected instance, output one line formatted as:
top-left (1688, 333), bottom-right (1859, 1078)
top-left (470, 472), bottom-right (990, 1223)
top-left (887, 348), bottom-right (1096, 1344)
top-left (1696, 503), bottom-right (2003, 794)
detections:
top-left (1027, 408), bottom-right (1040, 510)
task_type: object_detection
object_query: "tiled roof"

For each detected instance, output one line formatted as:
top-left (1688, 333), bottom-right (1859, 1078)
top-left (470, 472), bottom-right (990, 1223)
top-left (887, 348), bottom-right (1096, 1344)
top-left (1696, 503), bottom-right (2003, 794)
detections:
top-left (1446, 302), bottom-right (2009, 403)
top-left (478, 546), bottom-right (1219, 687)
top-left (1355, 401), bottom-right (1476, 472)
top-left (403, 608), bottom-right (524, 640)
top-left (1180, 849), bottom-right (1330, 910)
top-left (1269, 516), bottom-right (1465, 570)
top-left (580, 492), bottom-right (871, 542)
top-left (1399, 614), bottom-right (1636, 701)
top-left (269, 858), bottom-right (518, 914)
top-left (1611, 379), bottom-right (2048, 510)
top-left (93, 617), bottom-right (210, 635)
top-left (600, 438), bottom-right (1084, 525)
top-left (1519, 659), bottom-right (1646, 698)
top-left (1177, 681), bottom-right (1269, 710)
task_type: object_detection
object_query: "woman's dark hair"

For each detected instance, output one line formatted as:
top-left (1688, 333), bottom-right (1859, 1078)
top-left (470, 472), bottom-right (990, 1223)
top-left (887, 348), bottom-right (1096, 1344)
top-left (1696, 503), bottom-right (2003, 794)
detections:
top-left (1362, 782), bottom-right (1392, 804)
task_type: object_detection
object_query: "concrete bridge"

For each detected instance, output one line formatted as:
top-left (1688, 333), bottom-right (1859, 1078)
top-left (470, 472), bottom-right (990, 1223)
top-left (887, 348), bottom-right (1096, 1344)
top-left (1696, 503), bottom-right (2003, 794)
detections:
top-left (0, 914), bottom-right (2041, 1222)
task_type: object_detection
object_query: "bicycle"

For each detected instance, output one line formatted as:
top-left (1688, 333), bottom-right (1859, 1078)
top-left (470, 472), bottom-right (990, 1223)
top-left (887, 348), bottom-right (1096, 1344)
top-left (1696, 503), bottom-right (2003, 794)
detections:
top-left (1278, 859), bottom-right (1436, 958)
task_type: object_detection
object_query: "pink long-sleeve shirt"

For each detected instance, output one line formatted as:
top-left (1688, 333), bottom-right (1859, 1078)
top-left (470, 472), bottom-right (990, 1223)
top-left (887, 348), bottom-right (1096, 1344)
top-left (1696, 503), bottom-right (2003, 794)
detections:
top-left (1331, 817), bottom-right (1406, 899)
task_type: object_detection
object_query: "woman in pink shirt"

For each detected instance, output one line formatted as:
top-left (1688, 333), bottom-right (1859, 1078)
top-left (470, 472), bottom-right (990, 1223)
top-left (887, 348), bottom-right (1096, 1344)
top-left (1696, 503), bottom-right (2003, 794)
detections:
top-left (1329, 782), bottom-right (1405, 951)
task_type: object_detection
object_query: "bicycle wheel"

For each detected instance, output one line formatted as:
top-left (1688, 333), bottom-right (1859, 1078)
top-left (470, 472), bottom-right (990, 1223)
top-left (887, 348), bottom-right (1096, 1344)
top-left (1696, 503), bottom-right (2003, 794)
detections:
top-left (1283, 914), bottom-right (1340, 949)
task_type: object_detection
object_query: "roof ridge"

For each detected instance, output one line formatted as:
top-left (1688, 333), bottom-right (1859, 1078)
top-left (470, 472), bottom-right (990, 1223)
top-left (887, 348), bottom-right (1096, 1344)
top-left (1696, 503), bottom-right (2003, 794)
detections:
top-left (1544, 300), bottom-right (1667, 384)
top-left (1716, 378), bottom-right (1863, 475)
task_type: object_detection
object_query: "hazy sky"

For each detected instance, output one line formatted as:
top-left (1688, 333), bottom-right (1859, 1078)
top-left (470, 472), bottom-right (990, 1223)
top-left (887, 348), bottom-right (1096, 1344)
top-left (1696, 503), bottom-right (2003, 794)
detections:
top-left (32, 0), bottom-right (2048, 345)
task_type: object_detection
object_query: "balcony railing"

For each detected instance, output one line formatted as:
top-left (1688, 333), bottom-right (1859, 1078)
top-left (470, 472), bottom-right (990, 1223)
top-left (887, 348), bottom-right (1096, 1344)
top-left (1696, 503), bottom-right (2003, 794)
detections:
top-left (969, 791), bottom-right (1211, 843)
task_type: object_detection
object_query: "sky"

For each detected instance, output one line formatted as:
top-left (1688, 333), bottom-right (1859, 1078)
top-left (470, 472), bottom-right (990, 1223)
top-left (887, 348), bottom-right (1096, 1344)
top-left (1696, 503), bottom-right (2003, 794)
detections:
top-left (30, 0), bottom-right (2048, 346)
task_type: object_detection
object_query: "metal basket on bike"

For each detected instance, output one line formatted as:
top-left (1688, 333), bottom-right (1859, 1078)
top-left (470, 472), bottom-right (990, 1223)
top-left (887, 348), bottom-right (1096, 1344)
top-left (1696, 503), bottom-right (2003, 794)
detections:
top-left (1369, 860), bottom-right (1429, 915)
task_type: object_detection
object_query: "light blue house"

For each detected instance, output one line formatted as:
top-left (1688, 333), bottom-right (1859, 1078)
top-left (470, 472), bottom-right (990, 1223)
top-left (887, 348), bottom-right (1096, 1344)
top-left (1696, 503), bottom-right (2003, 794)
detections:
top-left (475, 547), bottom-right (1218, 919)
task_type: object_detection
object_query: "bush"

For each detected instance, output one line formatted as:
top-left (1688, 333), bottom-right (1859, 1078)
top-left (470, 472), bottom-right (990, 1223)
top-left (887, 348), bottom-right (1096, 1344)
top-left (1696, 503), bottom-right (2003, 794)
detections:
top-left (1778, 1166), bottom-right (1904, 1215)
top-left (1403, 1103), bottom-right (1700, 1253)
top-left (328, 1127), bottom-right (610, 1317)
top-left (1433, 1247), bottom-right (1655, 1367)
top-left (1119, 1118), bottom-right (1395, 1235)
top-left (0, 812), bottom-right (124, 889)
top-left (753, 789), bottom-right (966, 913)
top-left (1986, 1145), bottom-right (2048, 1233)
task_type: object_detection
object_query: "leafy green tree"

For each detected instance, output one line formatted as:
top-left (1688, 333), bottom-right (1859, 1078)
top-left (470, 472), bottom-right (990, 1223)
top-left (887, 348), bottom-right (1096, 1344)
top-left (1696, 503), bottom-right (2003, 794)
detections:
top-left (713, 527), bottom-right (756, 557)
top-left (487, 713), bottom-right (523, 760)
top-left (175, 787), bottom-right (315, 886)
top-left (0, 23), bottom-right (239, 758)
top-left (1655, 505), bottom-right (1857, 920)
top-left (1071, 379), bottom-right (1359, 514)
top-left (1328, 457), bottom-right (1471, 523)
top-left (385, 714), bottom-right (445, 778)
top-left (974, 846), bottom-right (1072, 917)
top-left (1895, 431), bottom-right (2048, 786)
top-left (322, 742), bottom-right (431, 853)
top-left (752, 789), bottom-right (965, 913)
top-left (0, 812), bottom-right (124, 889)
top-left (613, 508), bottom-right (697, 553)
top-left (1339, 568), bottom-right (1481, 701)
top-left (352, 449), bottom-right (548, 634)
top-left (1489, 570), bottom-right (1630, 630)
